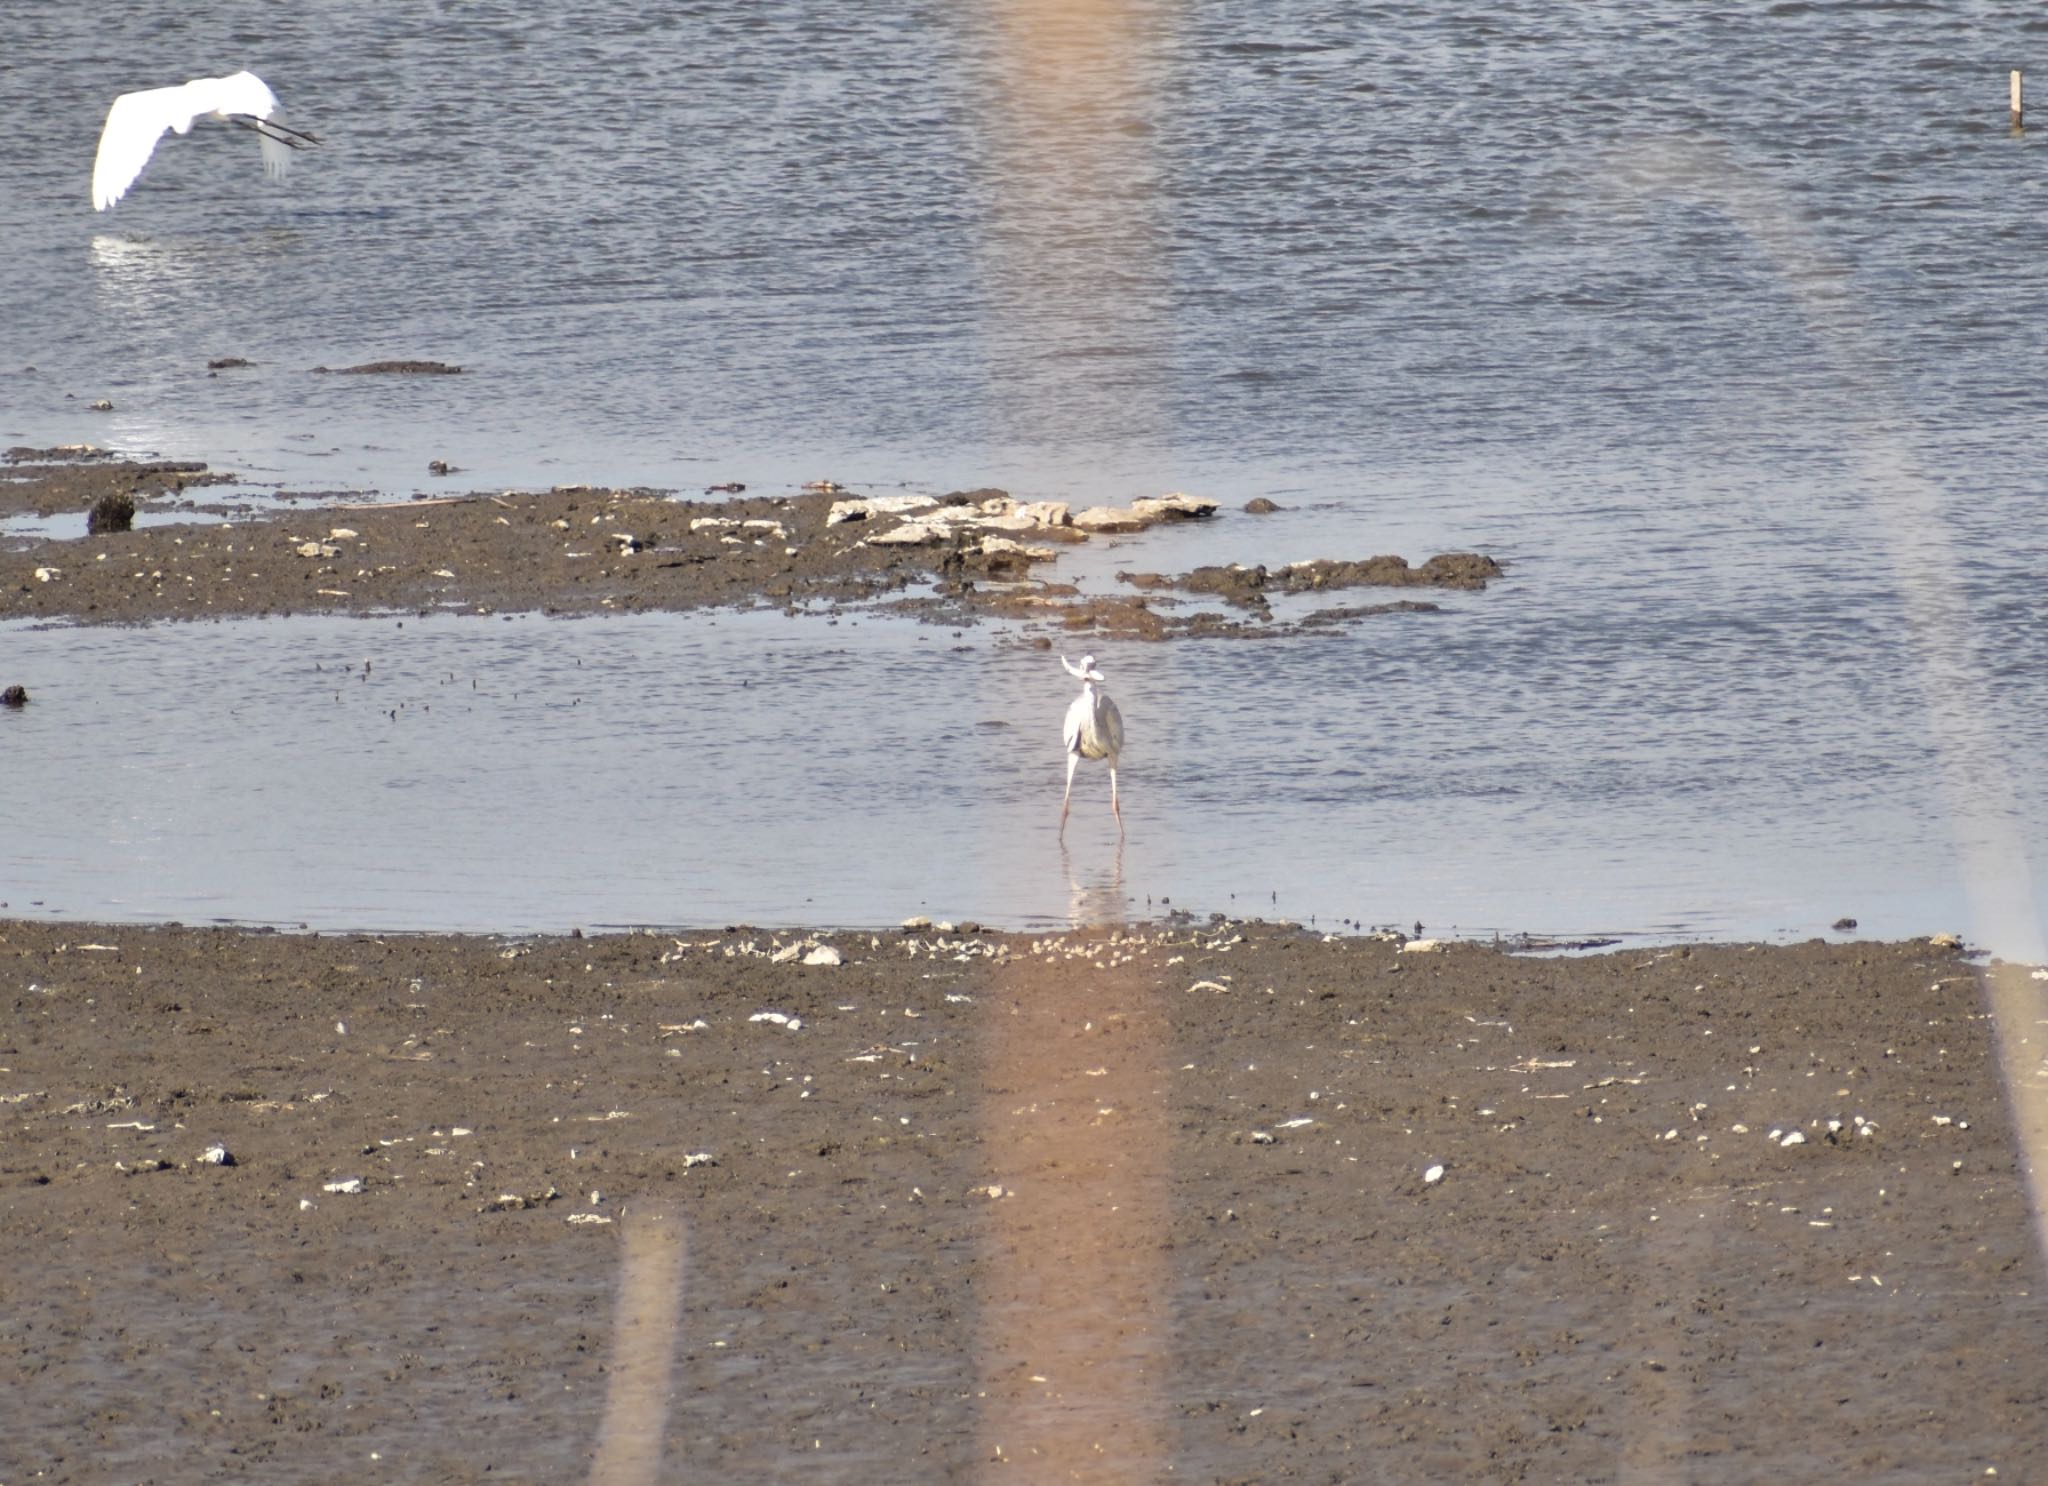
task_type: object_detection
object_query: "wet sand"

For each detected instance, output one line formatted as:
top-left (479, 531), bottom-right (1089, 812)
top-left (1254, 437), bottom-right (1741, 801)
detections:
top-left (1, 453), bottom-right (1497, 638)
top-left (4, 920), bottom-right (2046, 1482)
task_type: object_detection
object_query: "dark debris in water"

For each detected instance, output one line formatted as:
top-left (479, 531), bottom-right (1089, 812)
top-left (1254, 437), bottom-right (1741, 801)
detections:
top-left (312, 360), bottom-right (464, 375)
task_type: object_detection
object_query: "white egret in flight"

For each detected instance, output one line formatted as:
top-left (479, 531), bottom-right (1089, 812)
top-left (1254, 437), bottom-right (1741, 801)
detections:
top-left (92, 70), bottom-right (318, 211)
top-left (1059, 654), bottom-right (1125, 837)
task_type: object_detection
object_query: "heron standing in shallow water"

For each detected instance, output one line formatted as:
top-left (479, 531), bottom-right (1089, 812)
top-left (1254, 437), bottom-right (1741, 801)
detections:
top-left (92, 70), bottom-right (319, 211)
top-left (1060, 653), bottom-right (1125, 837)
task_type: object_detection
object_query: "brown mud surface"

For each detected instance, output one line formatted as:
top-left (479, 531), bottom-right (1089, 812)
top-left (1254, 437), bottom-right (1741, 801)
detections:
top-left (1, 456), bottom-right (1498, 638)
top-left (4, 920), bottom-right (2046, 1482)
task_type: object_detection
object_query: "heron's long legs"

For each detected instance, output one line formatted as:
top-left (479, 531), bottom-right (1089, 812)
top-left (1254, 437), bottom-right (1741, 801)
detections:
top-left (1060, 754), bottom-right (1080, 836)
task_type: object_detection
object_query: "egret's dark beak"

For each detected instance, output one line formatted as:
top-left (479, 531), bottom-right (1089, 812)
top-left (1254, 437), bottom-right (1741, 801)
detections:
top-left (231, 115), bottom-right (321, 149)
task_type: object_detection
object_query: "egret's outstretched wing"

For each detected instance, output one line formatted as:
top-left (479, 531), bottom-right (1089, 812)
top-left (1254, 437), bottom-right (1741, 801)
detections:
top-left (92, 87), bottom-right (182, 211)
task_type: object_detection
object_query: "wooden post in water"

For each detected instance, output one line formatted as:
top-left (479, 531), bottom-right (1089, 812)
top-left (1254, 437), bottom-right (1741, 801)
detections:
top-left (2014, 70), bottom-right (2025, 132)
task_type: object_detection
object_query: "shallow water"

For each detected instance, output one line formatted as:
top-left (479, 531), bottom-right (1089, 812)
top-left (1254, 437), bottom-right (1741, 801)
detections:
top-left (1, 601), bottom-right (2033, 952)
top-left (3, 2), bottom-right (2047, 954)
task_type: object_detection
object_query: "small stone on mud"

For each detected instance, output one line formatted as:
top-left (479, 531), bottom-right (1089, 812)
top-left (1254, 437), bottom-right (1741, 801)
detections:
top-left (481, 1186), bottom-right (560, 1212)
top-left (1832, 917), bottom-right (1858, 931)
top-left (1244, 497), bottom-right (1282, 514)
top-left (88, 399), bottom-right (113, 412)
top-left (1, 686), bottom-right (26, 708)
top-left (199, 1143), bottom-right (235, 1166)
top-left (87, 492), bottom-right (135, 534)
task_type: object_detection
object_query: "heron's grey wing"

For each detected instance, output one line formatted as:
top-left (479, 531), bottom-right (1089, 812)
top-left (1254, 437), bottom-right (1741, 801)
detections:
top-left (92, 90), bottom-right (176, 210)
top-left (1062, 693), bottom-right (1088, 756)
top-left (1101, 695), bottom-right (1125, 757)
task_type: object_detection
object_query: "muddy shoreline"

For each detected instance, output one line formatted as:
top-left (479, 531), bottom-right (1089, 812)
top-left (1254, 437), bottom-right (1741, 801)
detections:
top-left (4, 918), bottom-right (2046, 1481)
top-left (1, 453), bottom-right (1499, 638)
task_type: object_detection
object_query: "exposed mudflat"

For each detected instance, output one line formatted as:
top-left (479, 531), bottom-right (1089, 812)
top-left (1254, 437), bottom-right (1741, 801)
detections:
top-left (1, 454), bottom-right (1500, 637)
top-left (3, 920), bottom-right (2045, 1482)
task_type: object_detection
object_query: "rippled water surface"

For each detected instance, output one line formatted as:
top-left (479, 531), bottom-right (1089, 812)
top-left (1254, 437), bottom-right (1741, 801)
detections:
top-left (4, 2), bottom-right (2047, 953)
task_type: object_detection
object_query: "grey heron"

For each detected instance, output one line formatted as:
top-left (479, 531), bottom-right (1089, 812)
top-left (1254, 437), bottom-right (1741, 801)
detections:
top-left (1059, 653), bottom-right (1125, 836)
top-left (92, 70), bottom-right (319, 211)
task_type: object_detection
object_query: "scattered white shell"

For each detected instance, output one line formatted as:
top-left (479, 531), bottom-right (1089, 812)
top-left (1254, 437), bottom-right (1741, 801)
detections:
top-left (566, 1213), bottom-right (613, 1226)
top-left (1423, 1163), bottom-right (1446, 1184)
top-left (1400, 939), bottom-right (1446, 954)
top-left (1277, 1117), bottom-right (1315, 1130)
top-left (1250, 1131), bottom-right (1276, 1145)
top-left (682, 1152), bottom-right (718, 1168)
top-left (34, 567), bottom-right (59, 582)
top-left (1779, 1130), bottom-right (1807, 1147)
top-left (749, 1011), bottom-right (803, 1031)
top-left (323, 1178), bottom-right (366, 1195)
top-left (803, 945), bottom-right (843, 967)
top-left (198, 1143), bottom-right (235, 1166)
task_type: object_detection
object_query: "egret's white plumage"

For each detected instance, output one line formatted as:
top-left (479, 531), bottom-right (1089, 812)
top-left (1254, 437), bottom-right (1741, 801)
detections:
top-left (1059, 653), bottom-right (1125, 836)
top-left (92, 70), bottom-right (317, 211)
